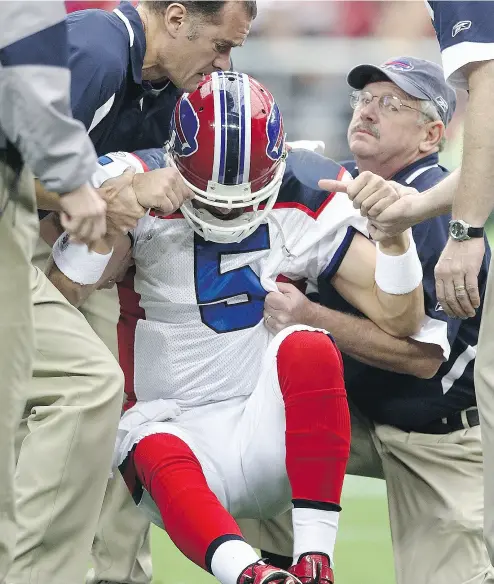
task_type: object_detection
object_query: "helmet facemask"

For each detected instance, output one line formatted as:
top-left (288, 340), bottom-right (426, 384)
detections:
top-left (166, 148), bottom-right (286, 243)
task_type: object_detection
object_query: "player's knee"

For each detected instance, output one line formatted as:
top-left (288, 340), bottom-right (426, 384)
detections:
top-left (133, 433), bottom-right (203, 490)
top-left (278, 330), bottom-right (342, 371)
top-left (277, 330), bottom-right (345, 394)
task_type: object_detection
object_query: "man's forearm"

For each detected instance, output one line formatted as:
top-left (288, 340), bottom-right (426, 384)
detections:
top-left (415, 168), bottom-right (458, 221)
top-left (453, 60), bottom-right (494, 225)
top-left (35, 179), bottom-right (62, 211)
top-left (305, 303), bottom-right (442, 379)
top-left (373, 232), bottom-right (424, 338)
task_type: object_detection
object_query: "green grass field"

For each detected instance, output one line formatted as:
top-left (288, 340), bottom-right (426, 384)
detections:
top-left (150, 476), bottom-right (395, 584)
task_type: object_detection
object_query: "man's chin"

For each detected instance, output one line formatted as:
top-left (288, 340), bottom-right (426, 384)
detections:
top-left (349, 139), bottom-right (375, 157)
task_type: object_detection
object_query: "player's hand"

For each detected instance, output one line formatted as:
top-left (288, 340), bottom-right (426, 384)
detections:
top-left (98, 167), bottom-right (147, 235)
top-left (132, 168), bottom-right (195, 216)
top-left (59, 182), bottom-right (107, 247)
top-left (434, 237), bottom-right (485, 319)
top-left (263, 282), bottom-right (314, 334)
top-left (318, 172), bottom-right (420, 236)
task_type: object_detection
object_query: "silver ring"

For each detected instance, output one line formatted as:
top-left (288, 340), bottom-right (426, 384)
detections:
top-left (264, 315), bottom-right (272, 324)
top-left (455, 285), bottom-right (466, 293)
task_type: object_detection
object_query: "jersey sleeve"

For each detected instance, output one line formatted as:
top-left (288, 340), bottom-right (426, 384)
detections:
top-left (409, 270), bottom-right (460, 361)
top-left (275, 154), bottom-right (368, 282)
top-left (427, 0), bottom-right (494, 89)
top-left (406, 220), bottom-right (461, 359)
top-left (91, 148), bottom-right (167, 243)
top-left (91, 148), bottom-right (166, 188)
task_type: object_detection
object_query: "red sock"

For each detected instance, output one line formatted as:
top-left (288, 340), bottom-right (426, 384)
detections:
top-left (132, 433), bottom-right (244, 571)
top-left (277, 331), bottom-right (350, 507)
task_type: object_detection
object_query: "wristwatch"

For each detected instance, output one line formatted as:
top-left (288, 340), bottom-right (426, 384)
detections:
top-left (448, 219), bottom-right (484, 241)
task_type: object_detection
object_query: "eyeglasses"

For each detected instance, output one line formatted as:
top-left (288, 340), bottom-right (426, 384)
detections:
top-left (350, 90), bottom-right (424, 116)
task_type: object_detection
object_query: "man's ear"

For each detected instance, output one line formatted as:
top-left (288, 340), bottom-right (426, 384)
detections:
top-left (419, 120), bottom-right (445, 153)
top-left (164, 2), bottom-right (188, 38)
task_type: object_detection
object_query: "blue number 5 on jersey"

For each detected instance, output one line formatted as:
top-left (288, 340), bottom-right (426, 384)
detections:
top-left (194, 225), bottom-right (271, 333)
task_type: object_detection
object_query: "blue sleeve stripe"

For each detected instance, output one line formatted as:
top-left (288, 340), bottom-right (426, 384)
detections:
top-left (98, 155), bottom-right (113, 166)
top-left (319, 226), bottom-right (358, 281)
top-left (0, 20), bottom-right (68, 68)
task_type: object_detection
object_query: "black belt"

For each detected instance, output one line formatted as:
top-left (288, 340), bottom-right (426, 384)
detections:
top-left (0, 142), bottom-right (23, 174)
top-left (415, 408), bottom-right (479, 434)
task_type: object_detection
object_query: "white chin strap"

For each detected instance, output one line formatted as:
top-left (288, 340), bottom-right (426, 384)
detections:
top-left (174, 156), bottom-right (286, 244)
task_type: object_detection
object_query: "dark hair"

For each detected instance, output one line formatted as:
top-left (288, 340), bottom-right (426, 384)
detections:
top-left (142, 1), bottom-right (257, 21)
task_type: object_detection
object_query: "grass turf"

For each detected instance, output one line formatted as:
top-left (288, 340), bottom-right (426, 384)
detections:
top-left (150, 476), bottom-right (395, 584)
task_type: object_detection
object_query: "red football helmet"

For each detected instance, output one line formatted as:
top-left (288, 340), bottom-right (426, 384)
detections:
top-left (166, 71), bottom-right (287, 243)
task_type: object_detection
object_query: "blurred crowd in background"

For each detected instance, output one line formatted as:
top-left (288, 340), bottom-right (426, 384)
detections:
top-left (65, 0), bottom-right (467, 168)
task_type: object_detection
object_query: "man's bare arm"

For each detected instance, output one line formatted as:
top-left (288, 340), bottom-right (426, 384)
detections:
top-left (305, 304), bottom-right (443, 379)
top-left (413, 168), bottom-right (458, 221)
top-left (264, 283), bottom-right (441, 377)
top-left (331, 232), bottom-right (424, 338)
top-left (35, 179), bottom-right (62, 211)
top-left (320, 169), bottom-right (459, 238)
top-left (453, 60), bottom-right (494, 225)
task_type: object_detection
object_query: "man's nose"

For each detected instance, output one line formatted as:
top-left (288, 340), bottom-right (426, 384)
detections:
top-left (213, 52), bottom-right (232, 71)
top-left (359, 101), bottom-right (379, 122)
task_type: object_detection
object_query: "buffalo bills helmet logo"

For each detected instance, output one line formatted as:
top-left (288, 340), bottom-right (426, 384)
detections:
top-left (171, 95), bottom-right (199, 157)
top-left (266, 102), bottom-right (284, 161)
top-left (382, 59), bottom-right (414, 71)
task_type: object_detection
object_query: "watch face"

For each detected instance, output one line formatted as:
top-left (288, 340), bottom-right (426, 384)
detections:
top-left (450, 221), bottom-right (466, 239)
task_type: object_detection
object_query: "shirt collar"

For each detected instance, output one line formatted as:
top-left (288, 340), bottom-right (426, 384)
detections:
top-left (349, 153), bottom-right (440, 184)
top-left (113, 1), bottom-right (146, 85)
top-left (391, 153), bottom-right (440, 185)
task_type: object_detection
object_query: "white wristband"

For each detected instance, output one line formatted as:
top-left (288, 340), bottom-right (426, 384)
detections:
top-left (52, 233), bottom-right (114, 285)
top-left (286, 140), bottom-right (325, 154)
top-left (375, 231), bottom-right (423, 295)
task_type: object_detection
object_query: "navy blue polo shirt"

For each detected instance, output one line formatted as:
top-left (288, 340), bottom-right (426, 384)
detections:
top-left (38, 2), bottom-right (181, 218)
top-left (317, 153), bottom-right (491, 431)
top-left (67, 1), bottom-right (181, 154)
top-left (427, 1), bottom-right (494, 90)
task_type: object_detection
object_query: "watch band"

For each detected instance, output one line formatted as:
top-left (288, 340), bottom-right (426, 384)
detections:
top-left (467, 226), bottom-right (484, 238)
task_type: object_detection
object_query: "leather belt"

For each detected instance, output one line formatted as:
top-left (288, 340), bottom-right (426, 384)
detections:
top-left (0, 142), bottom-right (23, 174)
top-left (416, 408), bottom-right (479, 434)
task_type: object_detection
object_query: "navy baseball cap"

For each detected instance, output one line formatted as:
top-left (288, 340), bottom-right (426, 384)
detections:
top-left (347, 56), bottom-right (457, 125)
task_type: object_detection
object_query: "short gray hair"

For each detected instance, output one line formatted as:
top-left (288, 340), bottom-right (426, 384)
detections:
top-left (418, 100), bottom-right (446, 152)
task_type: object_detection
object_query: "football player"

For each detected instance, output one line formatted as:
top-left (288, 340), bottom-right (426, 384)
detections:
top-left (47, 71), bottom-right (425, 584)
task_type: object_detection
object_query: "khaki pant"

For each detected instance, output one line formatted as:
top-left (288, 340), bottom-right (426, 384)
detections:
top-left (0, 162), bottom-right (38, 582)
top-left (87, 473), bottom-right (153, 584)
top-left (240, 406), bottom-right (494, 584)
top-left (33, 239), bottom-right (152, 584)
top-left (9, 263), bottom-right (124, 584)
top-left (475, 256), bottom-right (494, 568)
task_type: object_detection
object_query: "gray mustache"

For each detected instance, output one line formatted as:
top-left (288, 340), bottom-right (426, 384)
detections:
top-left (352, 125), bottom-right (380, 139)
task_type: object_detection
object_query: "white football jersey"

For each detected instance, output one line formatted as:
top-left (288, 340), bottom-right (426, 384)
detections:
top-left (94, 151), bottom-right (368, 408)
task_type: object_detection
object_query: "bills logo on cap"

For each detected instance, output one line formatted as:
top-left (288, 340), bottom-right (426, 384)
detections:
top-left (266, 102), bottom-right (284, 161)
top-left (435, 96), bottom-right (448, 113)
top-left (382, 59), bottom-right (414, 72)
top-left (171, 95), bottom-right (199, 157)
